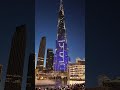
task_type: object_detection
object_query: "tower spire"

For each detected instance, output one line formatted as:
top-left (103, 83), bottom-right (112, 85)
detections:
top-left (57, 0), bottom-right (66, 40)
top-left (59, 0), bottom-right (64, 15)
top-left (54, 0), bottom-right (70, 72)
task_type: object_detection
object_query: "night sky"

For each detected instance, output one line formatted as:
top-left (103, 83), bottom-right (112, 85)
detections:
top-left (0, 0), bottom-right (34, 90)
top-left (35, 0), bottom-right (85, 67)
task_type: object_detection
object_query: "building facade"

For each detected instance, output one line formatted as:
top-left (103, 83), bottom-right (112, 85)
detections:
top-left (54, 0), bottom-right (70, 72)
top-left (76, 57), bottom-right (85, 63)
top-left (68, 60), bottom-right (85, 80)
top-left (4, 25), bottom-right (26, 90)
top-left (26, 53), bottom-right (35, 90)
top-left (36, 36), bottom-right (46, 71)
top-left (46, 49), bottom-right (54, 72)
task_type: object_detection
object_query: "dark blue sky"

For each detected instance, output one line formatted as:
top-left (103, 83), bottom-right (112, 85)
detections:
top-left (35, 0), bottom-right (85, 66)
top-left (0, 0), bottom-right (34, 90)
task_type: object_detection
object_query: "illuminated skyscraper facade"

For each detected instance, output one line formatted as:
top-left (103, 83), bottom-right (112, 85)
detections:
top-left (46, 49), bottom-right (54, 71)
top-left (54, 0), bottom-right (70, 72)
top-left (36, 36), bottom-right (46, 71)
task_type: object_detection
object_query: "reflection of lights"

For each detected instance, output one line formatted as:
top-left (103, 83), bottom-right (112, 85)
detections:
top-left (40, 76), bottom-right (43, 80)
top-left (39, 87), bottom-right (41, 90)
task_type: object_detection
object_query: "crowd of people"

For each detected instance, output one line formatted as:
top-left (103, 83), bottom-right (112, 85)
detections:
top-left (35, 83), bottom-right (85, 90)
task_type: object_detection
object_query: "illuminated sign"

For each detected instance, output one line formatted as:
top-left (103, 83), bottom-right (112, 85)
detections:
top-left (54, 39), bottom-right (69, 71)
top-left (54, 0), bottom-right (70, 72)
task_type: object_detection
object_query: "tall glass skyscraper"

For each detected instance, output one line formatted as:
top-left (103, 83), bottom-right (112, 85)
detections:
top-left (36, 36), bottom-right (46, 71)
top-left (4, 25), bottom-right (26, 90)
top-left (46, 49), bottom-right (54, 71)
top-left (54, 0), bottom-right (70, 72)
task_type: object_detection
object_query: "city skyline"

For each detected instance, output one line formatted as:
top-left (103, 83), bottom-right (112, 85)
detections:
top-left (35, 0), bottom-right (85, 67)
top-left (0, 0), bottom-right (120, 89)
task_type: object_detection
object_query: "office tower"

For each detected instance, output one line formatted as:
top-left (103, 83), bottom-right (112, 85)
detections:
top-left (54, 0), bottom-right (70, 72)
top-left (46, 49), bottom-right (54, 72)
top-left (26, 53), bottom-right (35, 90)
top-left (4, 25), bottom-right (26, 90)
top-left (36, 37), bottom-right (46, 71)
top-left (0, 64), bottom-right (2, 82)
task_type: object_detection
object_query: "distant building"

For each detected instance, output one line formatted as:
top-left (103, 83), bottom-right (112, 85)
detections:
top-left (46, 49), bottom-right (54, 72)
top-left (26, 53), bottom-right (35, 90)
top-left (0, 64), bottom-right (3, 82)
top-left (36, 36), bottom-right (46, 71)
top-left (4, 25), bottom-right (26, 90)
top-left (76, 57), bottom-right (85, 63)
top-left (67, 59), bottom-right (85, 80)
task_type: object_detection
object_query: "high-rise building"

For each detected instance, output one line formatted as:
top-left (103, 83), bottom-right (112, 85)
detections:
top-left (54, 0), bottom-right (70, 72)
top-left (0, 64), bottom-right (3, 82)
top-left (36, 36), bottom-right (46, 71)
top-left (46, 49), bottom-right (54, 71)
top-left (68, 60), bottom-right (85, 81)
top-left (26, 53), bottom-right (35, 90)
top-left (4, 25), bottom-right (26, 90)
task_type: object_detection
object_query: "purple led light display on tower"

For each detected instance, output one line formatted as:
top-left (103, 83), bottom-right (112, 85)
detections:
top-left (54, 0), bottom-right (70, 72)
